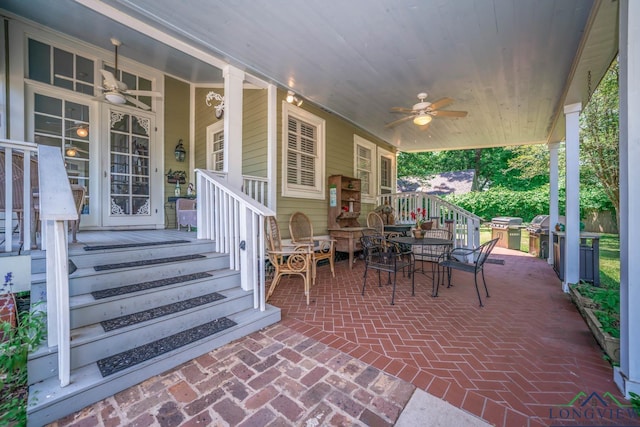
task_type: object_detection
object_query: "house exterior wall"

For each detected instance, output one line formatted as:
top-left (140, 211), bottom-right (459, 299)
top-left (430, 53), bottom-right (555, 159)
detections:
top-left (194, 87), bottom-right (222, 171)
top-left (164, 76), bottom-right (191, 207)
top-left (242, 89), bottom-right (268, 178)
top-left (275, 90), bottom-right (394, 238)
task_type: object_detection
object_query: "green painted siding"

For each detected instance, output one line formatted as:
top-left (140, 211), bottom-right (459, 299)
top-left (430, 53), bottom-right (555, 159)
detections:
top-left (275, 90), bottom-right (394, 238)
top-left (243, 89), bottom-right (268, 177)
top-left (194, 87), bottom-right (223, 171)
top-left (163, 76), bottom-right (190, 227)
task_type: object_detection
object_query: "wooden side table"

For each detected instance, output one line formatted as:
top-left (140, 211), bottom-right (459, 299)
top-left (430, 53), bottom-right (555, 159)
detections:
top-left (328, 227), bottom-right (372, 269)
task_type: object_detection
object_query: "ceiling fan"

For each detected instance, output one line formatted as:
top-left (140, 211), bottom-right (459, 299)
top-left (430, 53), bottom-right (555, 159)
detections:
top-left (385, 92), bottom-right (468, 130)
top-left (56, 38), bottom-right (162, 110)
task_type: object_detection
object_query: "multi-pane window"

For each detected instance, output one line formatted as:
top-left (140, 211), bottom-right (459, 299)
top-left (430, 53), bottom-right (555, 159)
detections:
top-left (28, 39), bottom-right (95, 95)
top-left (380, 156), bottom-right (392, 194)
top-left (354, 136), bottom-right (376, 203)
top-left (356, 144), bottom-right (372, 196)
top-left (33, 93), bottom-right (91, 211)
top-left (212, 130), bottom-right (225, 172)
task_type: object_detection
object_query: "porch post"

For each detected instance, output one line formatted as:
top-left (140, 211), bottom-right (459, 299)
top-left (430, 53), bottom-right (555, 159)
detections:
top-left (267, 84), bottom-right (277, 210)
top-left (223, 65), bottom-right (244, 191)
top-left (562, 103), bottom-right (581, 293)
top-left (614, 0), bottom-right (640, 398)
top-left (547, 142), bottom-right (560, 265)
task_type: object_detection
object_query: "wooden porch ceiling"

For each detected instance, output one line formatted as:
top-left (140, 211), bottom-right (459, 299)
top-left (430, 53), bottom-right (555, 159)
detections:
top-left (1, 0), bottom-right (619, 152)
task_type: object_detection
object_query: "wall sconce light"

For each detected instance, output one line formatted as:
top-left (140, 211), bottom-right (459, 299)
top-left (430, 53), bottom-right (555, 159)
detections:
top-left (286, 90), bottom-right (303, 107)
top-left (174, 139), bottom-right (186, 162)
top-left (76, 126), bottom-right (89, 138)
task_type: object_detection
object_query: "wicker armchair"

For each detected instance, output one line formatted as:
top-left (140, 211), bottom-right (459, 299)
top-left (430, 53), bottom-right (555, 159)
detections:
top-left (367, 211), bottom-right (400, 240)
top-left (289, 211), bottom-right (335, 283)
top-left (265, 216), bottom-right (313, 305)
top-left (0, 151), bottom-right (39, 246)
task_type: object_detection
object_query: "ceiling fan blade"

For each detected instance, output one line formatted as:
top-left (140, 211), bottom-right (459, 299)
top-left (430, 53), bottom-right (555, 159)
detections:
top-left (54, 73), bottom-right (74, 82)
top-left (99, 69), bottom-right (119, 87)
top-left (124, 95), bottom-right (151, 110)
top-left (390, 107), bottom-right (415, 114)
top-left (385, 115), bottom-right (415, 128)
top-left (429, 97), bottom-right (454, 111)
top-left (124, 90), bottom-right (163, 98)
top-left (431, 110), bottom-right (468, 118)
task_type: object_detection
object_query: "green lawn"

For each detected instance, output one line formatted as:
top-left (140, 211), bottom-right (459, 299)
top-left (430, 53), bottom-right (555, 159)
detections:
top-left (479, 225), bottom-right (620, 289)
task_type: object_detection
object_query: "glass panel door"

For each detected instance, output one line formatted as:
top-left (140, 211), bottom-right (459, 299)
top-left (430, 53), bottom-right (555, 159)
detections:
top-left (106, 108), bottom-right (153, 223)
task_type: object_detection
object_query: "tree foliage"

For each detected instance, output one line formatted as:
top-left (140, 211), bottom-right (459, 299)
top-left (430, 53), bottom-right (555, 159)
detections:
top-left (580, 59), bottom-right (620, 224)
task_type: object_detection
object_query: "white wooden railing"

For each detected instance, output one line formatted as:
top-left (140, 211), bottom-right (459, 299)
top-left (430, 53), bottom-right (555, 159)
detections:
top-left (242, 175), bottom-right (269, 208)
top-left (0, 139), bottom-right (38, 252)
top-left (196, 169), bottom-right (275, 311)
top-left (378, 192), bottom-right (483, 248)
top-left (38, 145), bottom-right (78, 387)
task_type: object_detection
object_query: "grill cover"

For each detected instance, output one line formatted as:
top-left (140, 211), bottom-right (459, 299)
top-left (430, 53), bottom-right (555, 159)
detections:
top-left (490, 217), bottom-right (523, 229)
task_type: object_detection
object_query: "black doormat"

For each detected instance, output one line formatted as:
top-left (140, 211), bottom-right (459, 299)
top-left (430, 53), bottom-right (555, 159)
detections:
top-left (83, 240), bottom-right (190, 251)
top-left (91, 272), bottom-right (213, 300)
top-left (94, 254), bottom-right (205, 271)
top-left (100, 292), bottom-right (226, 332)
top-left (97, 316), bottom-right (237, 377)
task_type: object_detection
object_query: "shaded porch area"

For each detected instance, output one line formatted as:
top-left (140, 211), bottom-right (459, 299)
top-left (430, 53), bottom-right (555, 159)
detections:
top-left (269, 247), bottom-right (629, 426)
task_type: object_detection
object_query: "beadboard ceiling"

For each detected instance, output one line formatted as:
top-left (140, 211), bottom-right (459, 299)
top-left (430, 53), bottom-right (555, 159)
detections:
top-left (1, 0), bottom-right (618, 152)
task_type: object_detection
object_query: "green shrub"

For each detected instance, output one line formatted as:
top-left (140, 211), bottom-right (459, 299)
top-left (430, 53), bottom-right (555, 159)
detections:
top-left (1, 273), bottom-right (46, 426)
top-left (444, 184), bottom-right (614, 222)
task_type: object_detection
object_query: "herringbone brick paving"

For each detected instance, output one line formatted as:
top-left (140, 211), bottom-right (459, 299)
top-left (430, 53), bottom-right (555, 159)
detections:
top-left (48, 246), bottom-right (639, 427)
top-left (271, 247), bottom-right (638, 427)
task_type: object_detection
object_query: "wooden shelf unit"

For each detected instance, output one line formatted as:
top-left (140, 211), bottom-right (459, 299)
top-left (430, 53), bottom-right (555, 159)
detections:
top-left (328, 175), bottom-right (361, 228)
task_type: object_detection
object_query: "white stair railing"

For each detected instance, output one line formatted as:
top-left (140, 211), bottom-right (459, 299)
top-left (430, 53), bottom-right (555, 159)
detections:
top-left (0, 139), bottom-right (38, 252)
top-left (378, 192), bottom-right (483, 248)
top-left (242, 175), bottom-right (269, 208)
top-left (196, 169), bottom-right (275, 311)
top-left (38, 145), bottom-right (78, 387)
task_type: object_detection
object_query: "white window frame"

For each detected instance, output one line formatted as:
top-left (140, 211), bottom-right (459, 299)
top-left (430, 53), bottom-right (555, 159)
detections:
top-left (353, 135), bottom-right (376, 204)
top-left (206, 121), bottom-right (225, 172)
top-left (281, 102), bottom-right (325, 199)
top-left (377, 146), bottom-right (396, 195)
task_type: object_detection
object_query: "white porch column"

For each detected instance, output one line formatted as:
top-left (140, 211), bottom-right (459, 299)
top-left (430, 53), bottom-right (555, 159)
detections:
top-left (223, 65), bottom-right (245, 191)
top-left (563, 103), bottom-right (581, 293)
top-left (267, 84), bottom-right (278, 210)
top-left (614, 0), bottom-right (640, 398)
top-left (547, 142), bottom-right (561, 265)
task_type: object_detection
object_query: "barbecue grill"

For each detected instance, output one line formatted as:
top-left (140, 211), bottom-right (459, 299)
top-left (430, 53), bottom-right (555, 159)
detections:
top-left (526, 215), bottom-right (550, 258)
top-left (490, 217), bottom-right (523, 250)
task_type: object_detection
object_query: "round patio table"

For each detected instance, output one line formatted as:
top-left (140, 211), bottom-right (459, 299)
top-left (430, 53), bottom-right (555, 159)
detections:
top-left (388, 236), bottom-right (453, 297)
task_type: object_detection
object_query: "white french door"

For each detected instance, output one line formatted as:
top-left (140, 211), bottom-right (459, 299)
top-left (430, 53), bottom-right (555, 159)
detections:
top-left (102, 106), bottom-right (161, 227)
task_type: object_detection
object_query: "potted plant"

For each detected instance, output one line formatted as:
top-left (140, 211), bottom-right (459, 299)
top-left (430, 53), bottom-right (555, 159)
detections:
top-left (411, 208), bottom-right (432, 231)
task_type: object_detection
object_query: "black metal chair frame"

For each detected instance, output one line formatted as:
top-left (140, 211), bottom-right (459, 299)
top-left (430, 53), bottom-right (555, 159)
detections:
top-left (360, 233), bottom-right (415, 305)
top-left (438, 238), bottom-right (499, 307)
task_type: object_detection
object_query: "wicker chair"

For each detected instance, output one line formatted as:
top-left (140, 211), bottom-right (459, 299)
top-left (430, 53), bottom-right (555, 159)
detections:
top-left (69, 185), bottom-right (86, 243)
top-left (288, 211), bottom-right (335, 283)
top-left (265, 215), bottom-right (313, 305)
top-left (367, 211), bottom-right (401, 240)
top-left (0, 150), bottom-right (39, 246)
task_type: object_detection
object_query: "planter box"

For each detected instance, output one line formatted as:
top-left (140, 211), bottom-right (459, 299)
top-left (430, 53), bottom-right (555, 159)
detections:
top-left (583, 307), bottom-right (620, 364)
top-left (569, 286), bottom-right (597, 318)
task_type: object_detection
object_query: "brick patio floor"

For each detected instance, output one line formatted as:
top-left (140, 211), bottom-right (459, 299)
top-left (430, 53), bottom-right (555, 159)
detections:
top-left (49, 247), bottom-right (639, 427)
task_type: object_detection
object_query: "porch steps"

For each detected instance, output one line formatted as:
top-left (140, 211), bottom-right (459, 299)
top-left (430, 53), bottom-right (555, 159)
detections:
top-left (27, 239), bottom-right (280, 426)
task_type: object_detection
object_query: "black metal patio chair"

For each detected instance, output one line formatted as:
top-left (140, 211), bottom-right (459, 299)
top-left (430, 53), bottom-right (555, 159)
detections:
top-left (438, 238), bottom-right (499, 307)
top-left (360, 233), bottom-right (414, 305)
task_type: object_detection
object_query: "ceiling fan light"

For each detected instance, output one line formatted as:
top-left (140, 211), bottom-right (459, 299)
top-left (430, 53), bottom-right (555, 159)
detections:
top-left (65, 146), bottom-right (78, 157)
top-left (105, 92), bottom-right (126, 104)
top-left (76, 126), bottom-right (89, 138)
top-left (413, 113), bottom-right (432, 126)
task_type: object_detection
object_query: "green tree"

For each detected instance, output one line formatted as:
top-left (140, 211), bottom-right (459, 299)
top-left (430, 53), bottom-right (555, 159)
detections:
top-left (580, 59), bottom-right (619, 226)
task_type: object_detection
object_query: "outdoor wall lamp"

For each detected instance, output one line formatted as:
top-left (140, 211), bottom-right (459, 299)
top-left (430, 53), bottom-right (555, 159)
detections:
top-left (174, 139), bottom-right (186, 162)
top-left (286, 90), bottom-right (303, 107)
